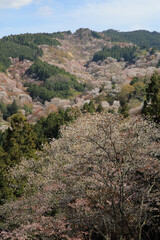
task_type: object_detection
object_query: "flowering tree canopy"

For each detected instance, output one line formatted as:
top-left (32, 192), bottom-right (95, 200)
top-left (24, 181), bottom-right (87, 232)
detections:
top-left (0, 113), bottom-right (160, 240)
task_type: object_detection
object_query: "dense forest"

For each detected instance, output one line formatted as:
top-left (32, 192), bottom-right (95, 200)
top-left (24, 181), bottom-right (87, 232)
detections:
top-left (25, 59), bottom-right (85, 102)
top-left (103, 29), bottom-right (160, 49)
top-left (0, 33), bottom-right (61, 72)
top-left (93, 45), bottom-right (137, 62)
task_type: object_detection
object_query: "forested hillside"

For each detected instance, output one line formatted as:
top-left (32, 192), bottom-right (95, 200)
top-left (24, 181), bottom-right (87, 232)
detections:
top-left (1, 28), bottom-right (160, 120)
top-left (93, 45), bottom-right (137, 62)
top-left (25, 59), bottom-right (85, 102)
top-left (103, 29), bottom-right (160, 49)
top-left (0, 28), bottom-right (160, 239)
top-left (0, 33), bottom-right (60, 72)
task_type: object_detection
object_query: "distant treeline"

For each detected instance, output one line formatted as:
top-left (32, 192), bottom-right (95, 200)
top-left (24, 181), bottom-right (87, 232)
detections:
top-left (25, 59), bottom-right (85, 102)
top-left (50, 30), bottom-right (72, 39)
top-left (0, 33), bottom-right (61, 72)
top-left (93, 45), bottom-right (137, 62)
top-left (103, 29), bottom-right (160, 49)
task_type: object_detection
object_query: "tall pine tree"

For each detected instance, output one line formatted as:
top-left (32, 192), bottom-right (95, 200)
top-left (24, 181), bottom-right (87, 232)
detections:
top-left (3, 113), bottom-right (37, 165)
top-left (142, 72), bottom-right (160, 122)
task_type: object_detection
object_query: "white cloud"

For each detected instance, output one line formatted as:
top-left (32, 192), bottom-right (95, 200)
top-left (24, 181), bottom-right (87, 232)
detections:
top-left (0, 0), bottom-right (33, 9)
top-left (70, 0), bottom-right (160, 31)
top-left (38, 6), bottom-right (53, 16)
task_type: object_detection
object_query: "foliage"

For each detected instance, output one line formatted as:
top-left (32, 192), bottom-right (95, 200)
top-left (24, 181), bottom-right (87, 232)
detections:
top-left (3, 33), bottom-right (61, 48)
top-left (26, 59), bottom-right (65, 80)
top-left (51, 114), bottom-right (160, 240)
top-left (93, 45), bottom-right (137, 62)
top-left (0, 33), bottom-right (61, 72)
top-left (131, 81), bottom-right (146, 101)
top-left (149, 47), bottom-right (156, 55)
top-left (0, 102), bottom-right (7, 116)
top-left (103, 29), bottom-right (160, 49)
top-left (0, 130), bottom-right (4, 146)
top-left (119, 85), bottom-right (135, 104)
top-left (0, 100), bottom-right (19, 120)
top-left (130, 76), bottom-right (139, 85)
top-left (0, 40), bottom-right (41, 71)
top-left (142, 72), bottom-right (160, 122)
top-left (96, 103), bottom-right (104, 113)
top-left (156, 59), bottom-right (160, 68)
top-left (105, 94), bottom-right (118, 105)
top-left (0, 113), bottom-right (37, 203)
top-left (51, 30), bottom-right (72, 39)
top-left (3, 113), bottom-right (37, 163)
top-left (23, 104), bottom-right (33, 116)
top-left (25, 59), bottom-right (85, 102)
top-left (82, 100), bottom-right (96, 113)
top-left (0, 63), bottom-right (7, 73)
top-left (91, 30), bottom-right (103, 39)
top-left (0, 113), bottom-right (159, 239)
top-left (34, 108), bottom-right (74, 148)
top-left (118, 78), bottom-right (147, 110)
top-left (118, 102), bottom-right (129, 117)
top-left (0, 108), bottom-right (75, 203)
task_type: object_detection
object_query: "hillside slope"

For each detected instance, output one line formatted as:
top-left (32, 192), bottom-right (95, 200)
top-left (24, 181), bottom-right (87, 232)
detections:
top-left (1, 28), bottom-right (160, 122)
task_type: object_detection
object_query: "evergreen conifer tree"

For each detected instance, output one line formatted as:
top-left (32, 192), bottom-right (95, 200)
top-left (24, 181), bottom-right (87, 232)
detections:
top-left (3, 113), bottom-right (37, 165)
top-left (142, 72), bottom-right (160, 122)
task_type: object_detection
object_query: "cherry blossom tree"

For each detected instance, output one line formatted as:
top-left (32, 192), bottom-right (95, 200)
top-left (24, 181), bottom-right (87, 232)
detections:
top-left (50, 113), bottom-right (160, 240)
top-left (0, 113), bottom-right (159, 240)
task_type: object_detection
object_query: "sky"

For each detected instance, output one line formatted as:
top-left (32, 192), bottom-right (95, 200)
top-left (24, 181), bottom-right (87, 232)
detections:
top-left (0, 0), bottom-right (160, 38)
